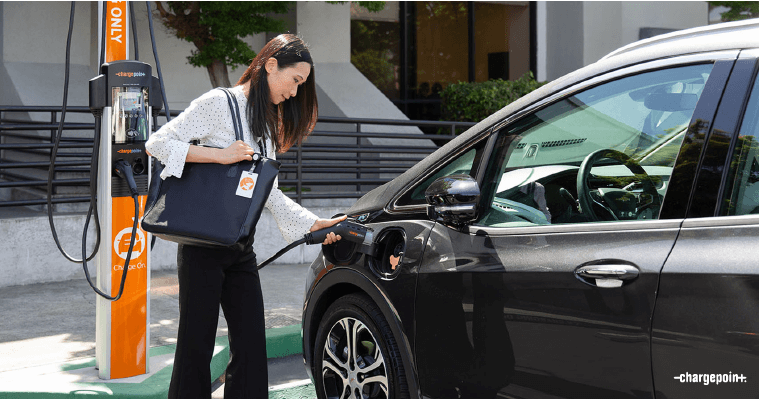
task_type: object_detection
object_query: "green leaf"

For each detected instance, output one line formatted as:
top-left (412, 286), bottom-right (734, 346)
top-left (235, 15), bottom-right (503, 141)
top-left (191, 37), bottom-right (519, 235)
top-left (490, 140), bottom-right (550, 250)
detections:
top-left (327, 1), bottom-right (386, 12)
top-left (708, 1), bottom-right (759, 21)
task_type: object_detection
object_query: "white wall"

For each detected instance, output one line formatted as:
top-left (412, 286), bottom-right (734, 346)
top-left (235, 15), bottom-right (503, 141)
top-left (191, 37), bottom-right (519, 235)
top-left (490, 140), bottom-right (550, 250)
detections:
top-left (2, 2), bottom-right (91, 65)
top-left (582, 1), bottom-right (708, 66)
top-left (620, 1), bottom-right (708, 43)
top-left (297, 2), bottom-right (350, 64)
top-left (582, 1), bottom-right (622, 67)
top-left (536, 1), bottom-right (547, 82)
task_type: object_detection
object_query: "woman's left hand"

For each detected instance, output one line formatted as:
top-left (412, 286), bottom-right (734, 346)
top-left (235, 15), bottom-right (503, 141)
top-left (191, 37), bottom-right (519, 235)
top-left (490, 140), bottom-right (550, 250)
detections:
top-left (309, 215), bottom-right (348, 245)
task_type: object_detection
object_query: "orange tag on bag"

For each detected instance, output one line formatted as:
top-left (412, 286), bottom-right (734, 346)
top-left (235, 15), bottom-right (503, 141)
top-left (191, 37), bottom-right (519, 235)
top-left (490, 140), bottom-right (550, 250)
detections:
top-left (236, 171), bottom-right (258, 198)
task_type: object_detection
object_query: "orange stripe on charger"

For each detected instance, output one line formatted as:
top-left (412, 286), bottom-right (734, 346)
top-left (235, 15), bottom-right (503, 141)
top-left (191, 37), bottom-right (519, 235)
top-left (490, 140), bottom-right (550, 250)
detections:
top-left (106, 1), bottom-right (128, 63)
top-left (106, 0), bottom-right (142, 379)
top-left (110, 195), bottom-right (148, 378)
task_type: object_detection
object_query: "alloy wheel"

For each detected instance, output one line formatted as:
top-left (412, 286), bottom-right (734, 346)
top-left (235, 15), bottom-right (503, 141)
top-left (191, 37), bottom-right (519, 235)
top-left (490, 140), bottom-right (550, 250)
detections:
top-left (322, 317), bottom-right (389, 399)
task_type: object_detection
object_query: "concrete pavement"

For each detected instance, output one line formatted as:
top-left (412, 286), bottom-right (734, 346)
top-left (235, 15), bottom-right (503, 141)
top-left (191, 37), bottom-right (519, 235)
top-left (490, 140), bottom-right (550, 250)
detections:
top-left (0, 263), bottom-right (317, 398)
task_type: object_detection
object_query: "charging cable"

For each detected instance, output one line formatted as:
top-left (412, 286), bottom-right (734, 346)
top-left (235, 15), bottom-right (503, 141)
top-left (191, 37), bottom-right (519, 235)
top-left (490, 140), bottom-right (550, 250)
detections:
top-left (47, 2), bottom-right (101, 265)
top-left (256, 220), bottom-right (376, 270)
top-left (78, 159), bottom-right (140, 301)
top-left (146, 1), bottom-right (171, 251)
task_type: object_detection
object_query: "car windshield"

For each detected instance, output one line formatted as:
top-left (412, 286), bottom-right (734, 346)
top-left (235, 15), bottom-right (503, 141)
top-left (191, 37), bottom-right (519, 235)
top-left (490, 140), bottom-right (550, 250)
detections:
top-left (503, 64), bottom-right (713, 171)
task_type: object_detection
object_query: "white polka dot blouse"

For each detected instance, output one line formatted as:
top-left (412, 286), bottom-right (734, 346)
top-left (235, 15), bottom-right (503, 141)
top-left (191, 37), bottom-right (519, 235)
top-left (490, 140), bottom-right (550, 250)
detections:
top-left (145, 85), bottom-right (319, 244)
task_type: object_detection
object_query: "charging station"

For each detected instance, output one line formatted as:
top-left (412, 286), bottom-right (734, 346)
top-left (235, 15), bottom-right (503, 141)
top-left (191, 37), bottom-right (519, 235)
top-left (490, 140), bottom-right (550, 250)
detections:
top-left (88, 1), bottom-right (159, 380)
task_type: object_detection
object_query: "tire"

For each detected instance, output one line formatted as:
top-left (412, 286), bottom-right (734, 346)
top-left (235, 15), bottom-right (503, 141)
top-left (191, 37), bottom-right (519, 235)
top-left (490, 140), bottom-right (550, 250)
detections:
top-left (313, 293), bottom-right (410, 399)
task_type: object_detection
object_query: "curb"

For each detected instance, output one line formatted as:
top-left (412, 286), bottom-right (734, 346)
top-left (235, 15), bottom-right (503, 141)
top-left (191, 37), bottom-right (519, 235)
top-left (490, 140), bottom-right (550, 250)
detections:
top-left (265, 324), bottom-right (302, 359)
top-left (268, 379), bottom-right (317, 399)
top-left (0, 325), bottom-right (304, 399)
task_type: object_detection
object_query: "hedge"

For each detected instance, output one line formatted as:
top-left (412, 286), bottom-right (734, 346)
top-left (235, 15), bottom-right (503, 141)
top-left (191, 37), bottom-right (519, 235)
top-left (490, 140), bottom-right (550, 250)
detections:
top-left (441, 72), bottom-right (546, 124)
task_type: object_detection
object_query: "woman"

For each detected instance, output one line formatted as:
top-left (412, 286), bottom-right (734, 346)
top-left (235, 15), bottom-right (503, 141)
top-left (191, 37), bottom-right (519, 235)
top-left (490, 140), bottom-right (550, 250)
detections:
top-left (145, 34), bottom-right (344, 399)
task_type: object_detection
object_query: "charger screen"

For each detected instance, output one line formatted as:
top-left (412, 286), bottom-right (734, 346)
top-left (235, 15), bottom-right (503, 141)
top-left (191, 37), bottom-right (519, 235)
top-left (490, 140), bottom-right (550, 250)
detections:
top-left (111, 87), bottom-right (149, 143)
top-left (119, 92), bottom-right (142, 111)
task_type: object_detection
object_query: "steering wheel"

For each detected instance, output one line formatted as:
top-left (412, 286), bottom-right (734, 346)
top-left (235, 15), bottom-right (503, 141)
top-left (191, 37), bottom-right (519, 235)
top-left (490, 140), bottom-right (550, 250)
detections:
top-left (576, 148), bottom-right (661, 222)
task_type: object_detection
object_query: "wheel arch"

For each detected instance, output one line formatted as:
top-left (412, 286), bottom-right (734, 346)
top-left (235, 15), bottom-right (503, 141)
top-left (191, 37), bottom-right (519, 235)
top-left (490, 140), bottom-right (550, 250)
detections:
top-left (303, 268), bottom-right (421, 399)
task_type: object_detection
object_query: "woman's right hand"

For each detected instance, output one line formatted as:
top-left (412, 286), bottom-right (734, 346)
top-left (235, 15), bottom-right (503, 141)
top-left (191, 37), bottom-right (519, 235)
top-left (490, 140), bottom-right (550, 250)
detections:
top-left (218, 140), bottom-right (256, 164)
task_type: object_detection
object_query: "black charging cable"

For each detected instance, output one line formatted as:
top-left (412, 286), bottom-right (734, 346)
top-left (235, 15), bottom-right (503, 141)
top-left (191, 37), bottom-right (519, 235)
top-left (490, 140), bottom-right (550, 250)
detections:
top-left (146, 1), bottom-right (171, 250)
top-left (256, 238), bottom-right (308, 270)
top-left (146, 1), bottom-right (171, 124)
top-left (47, 1), bottom-right (101, 264)
top-left (129, 1), bottom-right (139, 61)
top-left (78, 154), bottom-right (139, 301)
top-left (99, 3), bottom-right (106, 70)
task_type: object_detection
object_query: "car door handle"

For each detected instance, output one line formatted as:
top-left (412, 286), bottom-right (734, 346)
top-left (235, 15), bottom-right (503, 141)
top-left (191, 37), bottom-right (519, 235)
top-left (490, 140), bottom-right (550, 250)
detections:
top-left (576, 264), bottom-right (640, 280)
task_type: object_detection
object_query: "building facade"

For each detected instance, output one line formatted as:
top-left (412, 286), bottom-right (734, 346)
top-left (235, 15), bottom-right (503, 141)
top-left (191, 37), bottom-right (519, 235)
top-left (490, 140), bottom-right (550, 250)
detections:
top-left (1, 1), bottom-right (709, 121)
top-left (0, 1), bottom-right (709, 286)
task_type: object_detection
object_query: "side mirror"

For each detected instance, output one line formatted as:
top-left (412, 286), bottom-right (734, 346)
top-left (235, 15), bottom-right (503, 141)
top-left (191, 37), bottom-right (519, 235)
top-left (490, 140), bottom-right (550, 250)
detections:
top-left (424, 174), bottom-right (480, 226)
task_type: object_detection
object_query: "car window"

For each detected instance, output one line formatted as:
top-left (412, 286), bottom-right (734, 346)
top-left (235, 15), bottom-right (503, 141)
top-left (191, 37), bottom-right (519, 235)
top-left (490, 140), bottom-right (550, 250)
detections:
top-left (476, 64), bottom-right (714, 228)
top-left (720, 75), bottom-right (759, 216)
top-left (396, 142), bottom-right (484, 206)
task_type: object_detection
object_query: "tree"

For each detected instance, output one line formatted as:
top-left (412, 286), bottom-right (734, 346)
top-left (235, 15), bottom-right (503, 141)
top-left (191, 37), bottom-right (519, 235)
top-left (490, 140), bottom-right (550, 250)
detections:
top-left (709, 2), bottom-right (759, 22)
top-left (154, 1), bottom-right (386, 88)
top-left (329, 1), bottom-right (386, 12)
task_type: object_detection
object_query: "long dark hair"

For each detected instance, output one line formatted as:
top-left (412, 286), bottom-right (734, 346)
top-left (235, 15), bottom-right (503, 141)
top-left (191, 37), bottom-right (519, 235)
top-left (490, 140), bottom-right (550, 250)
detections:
top-left (236, 34), bottom-right (318, 153)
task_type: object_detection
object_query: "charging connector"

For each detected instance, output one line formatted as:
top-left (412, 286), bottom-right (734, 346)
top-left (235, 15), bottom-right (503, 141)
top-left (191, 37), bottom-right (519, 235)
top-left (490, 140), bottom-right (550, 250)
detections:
top-left (115, 160), bottom-right (139, 197)
top-left (304, 220), bottom-right (375, 256)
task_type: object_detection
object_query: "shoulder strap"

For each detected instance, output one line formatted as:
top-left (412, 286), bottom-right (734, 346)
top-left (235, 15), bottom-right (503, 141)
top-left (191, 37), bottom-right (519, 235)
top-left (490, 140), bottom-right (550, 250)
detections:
top-left (218, 87), bottom-right (266, 156)
top-left (219, 87), bottom-right (243, 142)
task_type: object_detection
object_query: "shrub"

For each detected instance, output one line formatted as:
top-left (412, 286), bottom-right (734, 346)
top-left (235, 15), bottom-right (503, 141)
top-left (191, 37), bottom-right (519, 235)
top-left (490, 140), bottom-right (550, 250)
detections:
top-left (352, 49), bottom-right (396, 94)
top-left (441, 72), bottom-right (546, 124)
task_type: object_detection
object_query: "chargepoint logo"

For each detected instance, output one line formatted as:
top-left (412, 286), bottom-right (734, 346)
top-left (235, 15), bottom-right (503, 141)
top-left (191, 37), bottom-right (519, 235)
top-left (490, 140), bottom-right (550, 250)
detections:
top-left (113, 223), bottom-right (146, 260)
top-left (117, 149), bottom-right (142, 154)
top-left (115, 71), bottom-right (146, 78)
top-left (674, 372), bottom-right (748, 385)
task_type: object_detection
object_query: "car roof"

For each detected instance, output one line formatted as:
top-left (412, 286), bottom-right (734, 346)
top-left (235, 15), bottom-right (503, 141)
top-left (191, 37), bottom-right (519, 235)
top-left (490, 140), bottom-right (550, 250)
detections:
top-left (347, 18), bottom-right (759, 215)
top-left (601, 18), bottom-right (759, 61)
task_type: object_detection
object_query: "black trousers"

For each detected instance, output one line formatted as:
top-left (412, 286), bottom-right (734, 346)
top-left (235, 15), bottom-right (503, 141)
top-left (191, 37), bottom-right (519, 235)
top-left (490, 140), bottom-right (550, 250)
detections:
top-left (168, 244), bottom-right (268, 399)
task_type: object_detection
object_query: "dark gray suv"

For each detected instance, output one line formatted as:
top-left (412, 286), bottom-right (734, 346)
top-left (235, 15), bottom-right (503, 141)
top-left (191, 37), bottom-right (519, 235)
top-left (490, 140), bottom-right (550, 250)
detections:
top-left (302, 19), bottom-right (759, 399)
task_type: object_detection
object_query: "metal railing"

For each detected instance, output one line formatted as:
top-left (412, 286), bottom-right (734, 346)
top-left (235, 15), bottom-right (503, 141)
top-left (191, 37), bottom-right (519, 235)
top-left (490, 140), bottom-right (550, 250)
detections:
top-left (0, 106), bottom-right (476, 210)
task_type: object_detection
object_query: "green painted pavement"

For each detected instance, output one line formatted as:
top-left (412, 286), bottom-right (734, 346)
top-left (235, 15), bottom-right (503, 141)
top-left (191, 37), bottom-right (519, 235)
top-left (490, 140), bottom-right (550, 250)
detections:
top-left (0, 325), bottom-right (307, 399)
top-left (265, 324), bottom-right (302, 359)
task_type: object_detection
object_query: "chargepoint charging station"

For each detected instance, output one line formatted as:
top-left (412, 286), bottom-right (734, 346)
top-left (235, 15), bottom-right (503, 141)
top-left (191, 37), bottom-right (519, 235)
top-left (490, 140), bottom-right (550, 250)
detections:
top-left (89, 1), bottom-right (160, 379)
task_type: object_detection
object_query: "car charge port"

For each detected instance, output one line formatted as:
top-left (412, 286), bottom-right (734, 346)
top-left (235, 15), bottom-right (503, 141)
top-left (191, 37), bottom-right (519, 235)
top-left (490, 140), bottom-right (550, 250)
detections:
top-left (368, 228), bottom-right (406, 280)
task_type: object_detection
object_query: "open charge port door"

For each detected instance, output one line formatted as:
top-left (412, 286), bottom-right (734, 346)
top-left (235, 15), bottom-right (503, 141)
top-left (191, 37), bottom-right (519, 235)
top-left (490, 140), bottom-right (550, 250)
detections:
top-left (368, 228), bottom-right (406, 280)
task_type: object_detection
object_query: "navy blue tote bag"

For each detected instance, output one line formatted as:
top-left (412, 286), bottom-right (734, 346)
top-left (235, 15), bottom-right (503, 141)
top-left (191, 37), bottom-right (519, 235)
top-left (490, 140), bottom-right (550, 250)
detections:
top-left (141, 88), bottom-right (280, 249)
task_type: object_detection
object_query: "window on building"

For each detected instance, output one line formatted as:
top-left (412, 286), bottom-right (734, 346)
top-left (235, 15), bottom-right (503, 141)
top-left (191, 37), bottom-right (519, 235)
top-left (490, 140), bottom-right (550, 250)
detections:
top-left (350, 1), bottom-right (533, 124)
top-left (350, 2), bottom-right (401, 99)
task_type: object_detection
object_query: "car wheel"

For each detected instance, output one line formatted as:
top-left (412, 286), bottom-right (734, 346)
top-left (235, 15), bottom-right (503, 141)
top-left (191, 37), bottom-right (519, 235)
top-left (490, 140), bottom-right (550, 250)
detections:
top-left (314, 293), bottom-right (409, 399)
